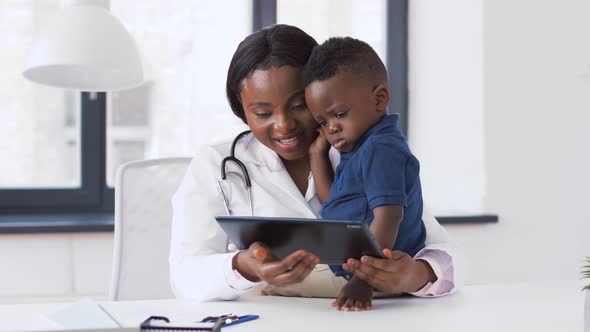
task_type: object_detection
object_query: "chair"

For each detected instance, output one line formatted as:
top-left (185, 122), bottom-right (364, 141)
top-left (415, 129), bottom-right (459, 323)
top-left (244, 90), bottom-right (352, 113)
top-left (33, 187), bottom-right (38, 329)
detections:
top-left (109, 157), bottom-right (192, 301)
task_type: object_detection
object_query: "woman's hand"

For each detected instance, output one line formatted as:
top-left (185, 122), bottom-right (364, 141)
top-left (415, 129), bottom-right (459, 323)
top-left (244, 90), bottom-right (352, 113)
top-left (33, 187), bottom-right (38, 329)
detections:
top-left (342, 249), bottom-right (437, 294)
top-left (233, 242), bottom-right (320, 287)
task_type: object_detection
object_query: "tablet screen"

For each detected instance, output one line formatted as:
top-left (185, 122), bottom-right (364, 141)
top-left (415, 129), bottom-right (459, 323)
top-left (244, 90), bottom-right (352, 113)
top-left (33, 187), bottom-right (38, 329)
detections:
top-left (215, 216), bottom-right (383, 264)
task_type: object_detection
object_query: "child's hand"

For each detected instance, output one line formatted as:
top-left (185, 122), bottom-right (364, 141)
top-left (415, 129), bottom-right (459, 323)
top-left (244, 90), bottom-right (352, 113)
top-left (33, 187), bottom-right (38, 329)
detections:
top-left (331, 277), bottom-right (373, 311)
top-left (308, 128), bottom-right (331, 157)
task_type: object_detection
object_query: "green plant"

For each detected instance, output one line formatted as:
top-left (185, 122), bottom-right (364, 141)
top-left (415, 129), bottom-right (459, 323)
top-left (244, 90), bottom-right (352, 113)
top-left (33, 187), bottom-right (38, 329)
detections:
top-left (583, 256), bottom-right (590, 291)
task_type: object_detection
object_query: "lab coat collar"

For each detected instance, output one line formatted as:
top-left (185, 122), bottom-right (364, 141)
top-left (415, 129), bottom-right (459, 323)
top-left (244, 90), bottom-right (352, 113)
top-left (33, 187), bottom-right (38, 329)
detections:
top-left (235, 133), bottom-right (285, 172)
top-left (235, 133), bottom-right (317, 217)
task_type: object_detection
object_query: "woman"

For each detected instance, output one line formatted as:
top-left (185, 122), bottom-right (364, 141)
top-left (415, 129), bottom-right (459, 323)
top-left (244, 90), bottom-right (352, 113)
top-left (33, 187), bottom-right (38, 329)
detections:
top-left (169, 24), bottom-right (461, 310)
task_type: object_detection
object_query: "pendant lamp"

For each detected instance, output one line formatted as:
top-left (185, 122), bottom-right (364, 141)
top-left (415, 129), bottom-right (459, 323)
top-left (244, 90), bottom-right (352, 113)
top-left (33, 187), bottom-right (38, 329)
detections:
top-left (23, 0), bottom-right (143, 91)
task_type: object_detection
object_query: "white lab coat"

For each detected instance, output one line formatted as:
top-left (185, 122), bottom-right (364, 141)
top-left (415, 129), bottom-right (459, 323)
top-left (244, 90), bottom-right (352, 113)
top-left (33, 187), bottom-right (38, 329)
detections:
top-left (169, 133), bottom-right (463, 301)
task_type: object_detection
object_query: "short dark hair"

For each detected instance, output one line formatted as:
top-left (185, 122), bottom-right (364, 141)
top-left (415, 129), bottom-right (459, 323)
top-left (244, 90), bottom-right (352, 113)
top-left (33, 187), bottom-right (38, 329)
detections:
top-left (303, 37), bottom-right (387, 88)
top-left (226, 24), bottom-right (318, 124)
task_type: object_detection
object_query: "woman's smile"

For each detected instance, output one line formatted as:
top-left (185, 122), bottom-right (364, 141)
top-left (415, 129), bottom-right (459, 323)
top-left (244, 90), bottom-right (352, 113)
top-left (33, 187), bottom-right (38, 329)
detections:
top-left (274, 132), bottom-right (305, 151)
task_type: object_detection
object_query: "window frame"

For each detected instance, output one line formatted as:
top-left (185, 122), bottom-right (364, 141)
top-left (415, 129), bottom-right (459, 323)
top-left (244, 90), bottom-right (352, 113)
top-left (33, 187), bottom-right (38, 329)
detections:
top-left (0, 92), bottom-right (112, 214)
top-left (387, 0), bottom-right (409, 137)
top-left (0, 0), bottom-right (408, 216)
top-left (0, 0), bottom-right (497, 227)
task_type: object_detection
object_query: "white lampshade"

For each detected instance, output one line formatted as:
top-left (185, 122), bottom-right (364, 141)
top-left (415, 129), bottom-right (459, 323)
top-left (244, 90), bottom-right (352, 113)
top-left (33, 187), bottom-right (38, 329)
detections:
top-left (23, 1), bottom-right (143, 91)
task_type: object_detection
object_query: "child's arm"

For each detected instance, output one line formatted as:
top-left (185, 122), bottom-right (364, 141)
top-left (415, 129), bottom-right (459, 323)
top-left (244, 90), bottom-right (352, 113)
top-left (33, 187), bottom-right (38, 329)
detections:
top-left (370, 204), bottom-right (403, 250)
top-left (309, 154), bottom-right (333, 203)
top-left (308, 130), bottom-right (333, 203)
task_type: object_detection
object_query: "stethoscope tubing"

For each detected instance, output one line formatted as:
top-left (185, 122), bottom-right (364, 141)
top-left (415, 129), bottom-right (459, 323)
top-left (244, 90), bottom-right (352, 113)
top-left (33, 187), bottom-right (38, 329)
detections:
top-left (218, 130), bottom-right (254, 216)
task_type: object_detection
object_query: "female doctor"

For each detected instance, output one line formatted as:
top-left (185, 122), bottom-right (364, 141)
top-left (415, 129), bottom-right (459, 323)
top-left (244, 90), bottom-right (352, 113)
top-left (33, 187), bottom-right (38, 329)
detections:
top-left (169, 24), bottom-right (462, 308)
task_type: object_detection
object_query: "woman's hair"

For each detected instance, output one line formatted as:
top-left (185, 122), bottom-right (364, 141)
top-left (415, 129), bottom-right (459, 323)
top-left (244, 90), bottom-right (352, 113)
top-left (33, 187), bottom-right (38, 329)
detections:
top-left (226, 24), bottom-right (318, 123)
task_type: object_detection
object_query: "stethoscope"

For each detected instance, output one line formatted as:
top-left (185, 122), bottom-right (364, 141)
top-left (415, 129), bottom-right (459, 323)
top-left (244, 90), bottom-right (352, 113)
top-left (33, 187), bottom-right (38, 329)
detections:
top-left (217, 130), bottom-right (254, 216)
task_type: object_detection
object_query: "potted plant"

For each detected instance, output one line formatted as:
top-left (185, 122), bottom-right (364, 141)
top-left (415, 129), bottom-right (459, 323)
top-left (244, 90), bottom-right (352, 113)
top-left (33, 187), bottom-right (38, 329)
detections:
top-left (584, 257), bottom-right (590, 332)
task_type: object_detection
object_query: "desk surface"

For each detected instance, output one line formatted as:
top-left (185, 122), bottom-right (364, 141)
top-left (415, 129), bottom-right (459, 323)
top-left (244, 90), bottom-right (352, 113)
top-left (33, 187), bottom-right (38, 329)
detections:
top-left (1, 280), bottom-right (585, 332)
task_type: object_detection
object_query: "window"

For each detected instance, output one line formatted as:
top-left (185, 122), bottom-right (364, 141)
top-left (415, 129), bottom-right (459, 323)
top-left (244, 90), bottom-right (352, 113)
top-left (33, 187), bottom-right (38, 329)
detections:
top-left (0, 0), bottom-right (252, 213)
top-left (277, 0), bottom-right (387, 61)
top-left (0, 1), bottom-right (100, 212)
top-left (0, 1), bottom-right (79, 189)
top-left (106, 1), bottom-right (252, 186)
top-left (277, 0), bottom-right (409, 135)
top-left (1, 0), bottom-right (413, 221)
top-left (408, 1), bottom-right (487, 217)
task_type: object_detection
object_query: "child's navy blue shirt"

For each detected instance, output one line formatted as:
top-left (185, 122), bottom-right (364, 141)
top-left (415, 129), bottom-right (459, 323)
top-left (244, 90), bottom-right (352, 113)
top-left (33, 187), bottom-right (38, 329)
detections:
top-left (321, 114), bottom-right (426, 277)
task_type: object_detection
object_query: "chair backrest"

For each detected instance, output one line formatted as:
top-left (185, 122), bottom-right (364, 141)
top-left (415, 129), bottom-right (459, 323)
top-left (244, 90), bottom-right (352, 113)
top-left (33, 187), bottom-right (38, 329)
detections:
top-left (109, 157), bottom-right (191, 301)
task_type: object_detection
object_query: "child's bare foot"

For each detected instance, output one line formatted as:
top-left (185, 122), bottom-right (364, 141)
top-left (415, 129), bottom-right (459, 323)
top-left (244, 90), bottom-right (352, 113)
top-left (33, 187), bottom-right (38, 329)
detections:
top-left (331, 277), bottom-right (373, 311)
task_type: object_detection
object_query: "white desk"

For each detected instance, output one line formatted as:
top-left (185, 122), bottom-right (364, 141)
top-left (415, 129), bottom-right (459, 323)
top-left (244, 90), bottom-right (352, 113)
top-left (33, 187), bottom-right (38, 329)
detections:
top-left (1, 280), bottom-right (585, 332)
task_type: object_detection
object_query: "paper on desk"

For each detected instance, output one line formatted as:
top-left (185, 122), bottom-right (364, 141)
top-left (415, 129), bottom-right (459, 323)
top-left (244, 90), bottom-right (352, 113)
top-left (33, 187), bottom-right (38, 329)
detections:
top-left (2, 315), bottom-right (64, 332)
top-left (3, 299), bottom-right (120, 332)
top-left (47, 299), bottom-right (120, 329)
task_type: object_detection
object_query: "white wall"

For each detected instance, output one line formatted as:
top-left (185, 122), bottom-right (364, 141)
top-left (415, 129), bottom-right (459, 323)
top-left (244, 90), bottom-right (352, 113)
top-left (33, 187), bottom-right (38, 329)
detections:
top-left (411, 0), bottom-right (590, 285)
top-left (0, 233), bottom-right (112, 303)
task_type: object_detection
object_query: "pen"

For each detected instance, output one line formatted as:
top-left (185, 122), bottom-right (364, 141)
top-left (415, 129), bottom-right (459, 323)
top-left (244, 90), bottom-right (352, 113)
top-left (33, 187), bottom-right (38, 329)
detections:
top-left (201, 314), bottom-right (260, 327)
top-left (223, 315), bottom-right (259, 327)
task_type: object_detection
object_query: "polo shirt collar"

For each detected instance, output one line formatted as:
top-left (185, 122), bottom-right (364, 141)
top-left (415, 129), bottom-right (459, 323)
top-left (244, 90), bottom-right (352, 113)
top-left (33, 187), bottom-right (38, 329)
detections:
top-left (340, 113), bottom-right (399, 159)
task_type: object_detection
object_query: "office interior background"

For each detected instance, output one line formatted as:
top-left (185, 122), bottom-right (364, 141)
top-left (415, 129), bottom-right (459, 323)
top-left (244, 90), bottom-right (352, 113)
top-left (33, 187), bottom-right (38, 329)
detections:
top-left (0, 0), bottom-right (589, 303)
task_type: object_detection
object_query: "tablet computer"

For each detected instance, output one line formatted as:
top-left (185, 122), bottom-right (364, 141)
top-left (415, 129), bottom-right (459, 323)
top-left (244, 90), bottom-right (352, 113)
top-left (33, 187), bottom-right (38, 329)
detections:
top-left (215, 216), bottom-right (383, 264)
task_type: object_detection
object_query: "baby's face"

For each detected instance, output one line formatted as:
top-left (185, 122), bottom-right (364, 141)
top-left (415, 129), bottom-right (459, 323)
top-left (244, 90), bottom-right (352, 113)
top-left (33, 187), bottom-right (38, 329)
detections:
top-left (305, 71), bottom-right (384, 153)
